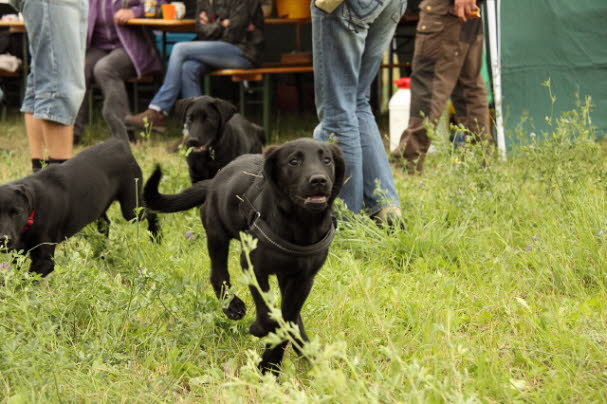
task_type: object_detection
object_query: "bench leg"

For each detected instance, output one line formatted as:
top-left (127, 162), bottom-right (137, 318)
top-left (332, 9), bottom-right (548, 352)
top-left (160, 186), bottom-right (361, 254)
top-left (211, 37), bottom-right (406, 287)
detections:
top-left (239, 82), bottom-right (245, 116)
top-left (262, 74), bottom-right (271, 138)
top-left (133, 82), bottom-right (139, 112)
top-left (87, 89), bottom-right (93, 125)
top-left (204, 75), bottom-right (211, 96)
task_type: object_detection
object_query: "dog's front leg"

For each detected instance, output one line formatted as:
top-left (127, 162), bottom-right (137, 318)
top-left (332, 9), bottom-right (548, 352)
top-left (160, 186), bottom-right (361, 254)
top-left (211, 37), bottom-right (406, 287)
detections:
top-left (258, 274), bottom-right (314, 374)
top-left (97, 213), bottom-right (111, 237)
top-left (208, 234), bottom-right (246, 320)
top-left (28, 244), bottom-right (57, 277)
top-left (248, 269), bottom-right (276, 338)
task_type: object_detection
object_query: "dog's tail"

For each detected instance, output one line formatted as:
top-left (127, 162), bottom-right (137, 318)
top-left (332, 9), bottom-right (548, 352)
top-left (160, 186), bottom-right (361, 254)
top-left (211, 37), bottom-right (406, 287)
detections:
top-left (144, 165), bottom-right (209, 213)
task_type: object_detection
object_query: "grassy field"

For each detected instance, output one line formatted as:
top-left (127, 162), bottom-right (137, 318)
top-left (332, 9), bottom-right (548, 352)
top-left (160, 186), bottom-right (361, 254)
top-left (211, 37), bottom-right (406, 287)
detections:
top-left (0, 104), bottom-right (606, 403)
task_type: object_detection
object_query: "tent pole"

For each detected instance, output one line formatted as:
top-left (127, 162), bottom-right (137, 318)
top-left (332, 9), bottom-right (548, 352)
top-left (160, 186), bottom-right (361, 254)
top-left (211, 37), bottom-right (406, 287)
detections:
top-left (487, 0), bottom-right (507, 159)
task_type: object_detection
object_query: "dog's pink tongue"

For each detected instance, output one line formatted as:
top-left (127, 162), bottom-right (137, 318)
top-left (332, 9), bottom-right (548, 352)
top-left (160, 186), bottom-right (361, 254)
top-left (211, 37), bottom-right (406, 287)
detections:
top-left (306, 196), bottom-right (327, 203)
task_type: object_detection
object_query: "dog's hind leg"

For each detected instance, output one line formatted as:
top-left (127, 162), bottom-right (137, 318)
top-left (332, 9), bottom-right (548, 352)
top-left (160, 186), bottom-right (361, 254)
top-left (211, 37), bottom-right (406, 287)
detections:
top-left (97, 212), bottom-right (111, 238)
top-left (29, 244), bottom-right (56, 277)
top-left (131, 177), bottom-right (161, 241)
top-left (208, 234), bottom-right (246, 320)
top-left (144, 209), bottom-right (161, 242)
top-left (118, 180), bottom-right (146, 226)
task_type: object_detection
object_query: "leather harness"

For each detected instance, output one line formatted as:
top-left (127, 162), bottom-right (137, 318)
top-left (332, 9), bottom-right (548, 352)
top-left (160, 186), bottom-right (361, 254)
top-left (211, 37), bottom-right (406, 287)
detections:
top-left (236, 185), bottom-right (336, 258)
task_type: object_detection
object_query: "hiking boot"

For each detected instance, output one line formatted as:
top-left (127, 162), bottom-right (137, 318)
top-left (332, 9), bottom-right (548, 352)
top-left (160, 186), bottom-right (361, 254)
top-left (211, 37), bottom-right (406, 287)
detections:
top-left (371, 206), bottom-right (404, 229)
top-left (124, 109), bottom-right (167, 133)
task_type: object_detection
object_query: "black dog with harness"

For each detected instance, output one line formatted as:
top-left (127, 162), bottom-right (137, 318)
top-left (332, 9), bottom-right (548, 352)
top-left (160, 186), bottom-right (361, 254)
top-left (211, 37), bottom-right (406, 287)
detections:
top-left (144, 138), bottom-right (345, 373)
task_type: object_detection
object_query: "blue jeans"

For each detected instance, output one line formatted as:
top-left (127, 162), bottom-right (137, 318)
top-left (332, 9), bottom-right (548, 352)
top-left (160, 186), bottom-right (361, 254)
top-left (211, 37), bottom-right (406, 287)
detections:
top-left (20, 0), bottom-right (87, 125)
top-left (149, 41), bottom-right (252, 114)
top-left (312, 0), bottom-right (406, 214)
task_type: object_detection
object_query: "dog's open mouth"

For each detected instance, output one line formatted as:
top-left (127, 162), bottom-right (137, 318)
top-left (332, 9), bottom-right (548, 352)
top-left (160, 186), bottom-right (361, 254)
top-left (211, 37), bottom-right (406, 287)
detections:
top-left (304, 195), bottom-right (328, 205)
top-left (190, 145), bottom-right (209, 153)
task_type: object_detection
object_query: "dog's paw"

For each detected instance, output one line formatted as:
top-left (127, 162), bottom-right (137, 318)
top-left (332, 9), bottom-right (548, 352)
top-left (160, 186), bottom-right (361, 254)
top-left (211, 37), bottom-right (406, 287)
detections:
top-left (258, 360), bottom-right (281, 376)
top-left (222, 296), bottom-right (246, 320)
top-left (249, 319), bottom-right (278, 337)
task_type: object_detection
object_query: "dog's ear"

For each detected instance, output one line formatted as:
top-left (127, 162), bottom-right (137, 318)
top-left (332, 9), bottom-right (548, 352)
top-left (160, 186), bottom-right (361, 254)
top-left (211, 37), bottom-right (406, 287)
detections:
top-left (262, 145), bottom-right (282, 190)
top-left (328, 143), bottom-right (345, 203)
top-left (211, 98), bottom-right (238, 134)
top-left (174, 97), bottom-right (200, 124)
top-left (14, 183), bottom-right (34, 211)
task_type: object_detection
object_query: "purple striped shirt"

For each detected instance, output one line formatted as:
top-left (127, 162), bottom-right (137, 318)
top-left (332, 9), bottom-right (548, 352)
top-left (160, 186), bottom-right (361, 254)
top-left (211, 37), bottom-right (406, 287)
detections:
top-left (91, 0), bottom-right (121, 50)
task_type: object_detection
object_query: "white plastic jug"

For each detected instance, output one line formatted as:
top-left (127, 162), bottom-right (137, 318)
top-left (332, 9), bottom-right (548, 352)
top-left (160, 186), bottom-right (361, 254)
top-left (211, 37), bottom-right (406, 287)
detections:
top-left (389, 77), bottom-right (411, 153)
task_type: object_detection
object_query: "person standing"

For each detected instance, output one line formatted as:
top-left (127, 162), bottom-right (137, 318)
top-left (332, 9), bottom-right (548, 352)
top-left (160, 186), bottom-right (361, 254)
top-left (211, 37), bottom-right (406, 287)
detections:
top-left (73, 0), bottom-right (165, 144)
top-left (311, 0), bottom-right (406, 224)
top-left (392, 0), bottom-right (494, 174)
top-left (10, 0), bottom-right (88, 172)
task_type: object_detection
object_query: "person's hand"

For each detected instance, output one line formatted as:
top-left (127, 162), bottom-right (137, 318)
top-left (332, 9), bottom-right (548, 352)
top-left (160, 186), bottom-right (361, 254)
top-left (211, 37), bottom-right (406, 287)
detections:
top-left (454, 0), bottom-right (477, 21)
top-left (114, 9), bottom-right (135, 25)
top-left (247, 23), bottom-right (255, 32)
top-left (221, 19), bottom-right (230, 27)
top-left (199, 11), bottom-right (209, 24)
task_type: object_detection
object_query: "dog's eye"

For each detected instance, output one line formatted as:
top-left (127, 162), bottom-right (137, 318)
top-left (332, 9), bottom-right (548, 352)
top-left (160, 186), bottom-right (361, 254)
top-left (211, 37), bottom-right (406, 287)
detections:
top-left (9, 209), bottom-right (19, 216)
top-left (288, 158), bottom-right (300, 166)
top-left (323, 157), bottom-right (332, 165)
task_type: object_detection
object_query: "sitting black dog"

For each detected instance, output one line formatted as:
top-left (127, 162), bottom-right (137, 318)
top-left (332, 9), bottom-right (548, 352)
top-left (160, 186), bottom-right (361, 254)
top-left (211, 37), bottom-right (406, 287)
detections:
top-left (175, 96), bottom-right (265, 184)
top-left (144, 138), bottom-right (345, 373)
top-left (0, 125), bottom-right (159, 277)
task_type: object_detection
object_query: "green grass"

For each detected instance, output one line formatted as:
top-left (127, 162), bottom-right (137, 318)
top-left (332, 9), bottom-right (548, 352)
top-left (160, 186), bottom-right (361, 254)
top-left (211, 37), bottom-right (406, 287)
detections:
top-left (0, 103), bottom-right (606, 403)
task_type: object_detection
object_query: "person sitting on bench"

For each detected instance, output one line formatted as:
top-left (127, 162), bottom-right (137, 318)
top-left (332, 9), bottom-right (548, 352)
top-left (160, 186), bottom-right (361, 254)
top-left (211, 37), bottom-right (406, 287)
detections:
top-left (74, 0), bottom-right (165, 144)
top-left (125, 0), bottom-right (264, 132)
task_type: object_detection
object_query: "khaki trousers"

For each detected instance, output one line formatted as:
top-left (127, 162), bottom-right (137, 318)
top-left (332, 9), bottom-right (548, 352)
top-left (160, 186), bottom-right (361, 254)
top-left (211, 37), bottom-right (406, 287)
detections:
top-left (395, 11), bottom-right (493, 173)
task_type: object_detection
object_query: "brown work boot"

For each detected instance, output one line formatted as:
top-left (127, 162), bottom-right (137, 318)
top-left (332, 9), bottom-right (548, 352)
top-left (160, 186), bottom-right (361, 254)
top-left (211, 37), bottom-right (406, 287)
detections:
top-left (392, 135), bottom-right (428, 175)
top-left (124, 109), bottom-right (167, 133)
top-left (371, 206), bottom-right (404, 229)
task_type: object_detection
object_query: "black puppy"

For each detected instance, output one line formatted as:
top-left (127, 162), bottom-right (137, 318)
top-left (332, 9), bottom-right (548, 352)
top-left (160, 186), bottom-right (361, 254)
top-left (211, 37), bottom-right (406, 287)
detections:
top-left (0, 125), bottom-right (159, 277)
top-left (175, 96), bottom-right (265, 184)
top-left (144, 138), bottom-right (345, 373)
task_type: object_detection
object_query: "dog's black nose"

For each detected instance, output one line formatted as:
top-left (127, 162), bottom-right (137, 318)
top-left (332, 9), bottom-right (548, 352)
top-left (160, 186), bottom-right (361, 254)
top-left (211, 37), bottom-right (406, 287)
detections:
top-left (309, 175), bottom-right (328, 187)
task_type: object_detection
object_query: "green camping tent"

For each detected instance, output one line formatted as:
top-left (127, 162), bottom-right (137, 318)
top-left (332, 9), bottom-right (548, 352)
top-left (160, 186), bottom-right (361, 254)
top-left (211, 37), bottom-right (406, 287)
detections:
top-left (492, 0), bottom-right (607, 150)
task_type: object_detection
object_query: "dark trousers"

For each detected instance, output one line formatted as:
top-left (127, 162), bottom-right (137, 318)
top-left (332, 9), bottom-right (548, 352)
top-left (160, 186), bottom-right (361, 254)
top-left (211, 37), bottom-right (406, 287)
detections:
top-left (396, 12), bottom-right (493, 173)
top-left (75, 47), bottom-right (136, 139)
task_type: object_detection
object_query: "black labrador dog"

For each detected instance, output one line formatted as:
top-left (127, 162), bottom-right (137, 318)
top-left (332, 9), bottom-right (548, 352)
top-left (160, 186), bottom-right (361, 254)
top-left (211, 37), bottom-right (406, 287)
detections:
top-left (144, 138), bottom-right (345, 373)
top-left (175, 96), bottom-right (265, 184)
top-left (0, 124), bottom-right (159, 277)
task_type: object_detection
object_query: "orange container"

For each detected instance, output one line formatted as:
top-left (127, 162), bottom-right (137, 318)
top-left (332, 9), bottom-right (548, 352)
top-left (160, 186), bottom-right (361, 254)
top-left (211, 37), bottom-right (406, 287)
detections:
top-left (162, 4), bottom-right (176, 20)
top-left (276, 0), bottom-right (311, 19)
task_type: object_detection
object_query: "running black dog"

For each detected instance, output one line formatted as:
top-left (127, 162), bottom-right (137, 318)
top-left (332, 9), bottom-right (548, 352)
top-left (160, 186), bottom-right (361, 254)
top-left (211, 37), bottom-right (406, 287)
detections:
top-left (0, 125), bottom-right (159, 277)
top-left (175, 96), bottom-right (265, 183)
top-left (144, 138), bottom-right (345, 373)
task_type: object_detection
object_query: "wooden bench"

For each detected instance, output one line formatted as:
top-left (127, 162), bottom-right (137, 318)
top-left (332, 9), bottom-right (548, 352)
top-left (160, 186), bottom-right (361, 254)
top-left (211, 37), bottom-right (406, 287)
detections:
top-left (204, 63), bottom-right (409, 135)
top-left (204, 65), bottom-right (314, 135)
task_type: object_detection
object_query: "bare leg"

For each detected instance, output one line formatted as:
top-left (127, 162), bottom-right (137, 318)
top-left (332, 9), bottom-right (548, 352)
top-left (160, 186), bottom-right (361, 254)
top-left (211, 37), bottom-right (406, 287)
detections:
top-left (25, 113), bottom-right (45, 160)
top-left (43, 120), bottom-right (73, 160)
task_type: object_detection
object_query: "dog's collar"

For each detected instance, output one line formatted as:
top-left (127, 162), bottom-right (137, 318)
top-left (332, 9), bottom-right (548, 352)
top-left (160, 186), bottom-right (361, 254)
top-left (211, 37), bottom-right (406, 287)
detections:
top-left (237, 194), bottom-right (336, 258)
top-left (22, 209), bottom-right (35, 232)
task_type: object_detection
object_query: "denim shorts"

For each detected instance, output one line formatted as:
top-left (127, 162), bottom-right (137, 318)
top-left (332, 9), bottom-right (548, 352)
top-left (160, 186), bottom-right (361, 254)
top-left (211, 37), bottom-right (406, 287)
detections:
top-left (20, 0), bottom-right (87, 125)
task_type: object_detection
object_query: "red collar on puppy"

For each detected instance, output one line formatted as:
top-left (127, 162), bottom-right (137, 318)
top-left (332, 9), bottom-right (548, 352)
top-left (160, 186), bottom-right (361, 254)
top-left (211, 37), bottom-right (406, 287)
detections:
top-left (22, 209), bottom-right (35, 232)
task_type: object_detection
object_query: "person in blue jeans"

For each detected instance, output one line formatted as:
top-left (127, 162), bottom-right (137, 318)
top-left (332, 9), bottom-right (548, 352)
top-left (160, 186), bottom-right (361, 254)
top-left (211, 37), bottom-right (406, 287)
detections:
top-left (125, 0), bottom-right (264, 132)
top-left (312, 0), bottom-right (406, 224)
top-left (10, 0), bottom-right (87, 172)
